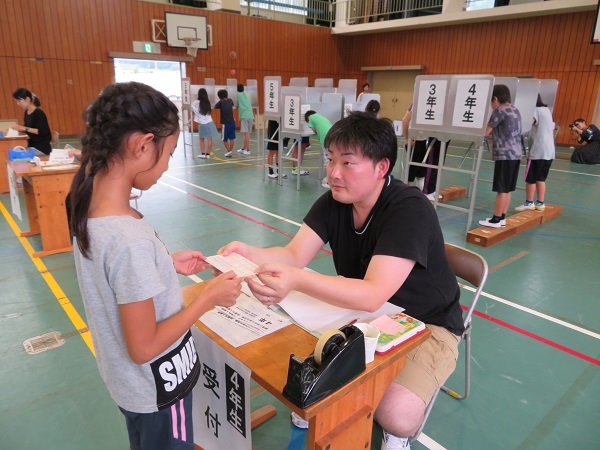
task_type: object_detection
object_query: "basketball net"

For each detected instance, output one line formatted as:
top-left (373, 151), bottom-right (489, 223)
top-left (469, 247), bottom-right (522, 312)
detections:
top-left (183, 37), bottom-right (199, 57)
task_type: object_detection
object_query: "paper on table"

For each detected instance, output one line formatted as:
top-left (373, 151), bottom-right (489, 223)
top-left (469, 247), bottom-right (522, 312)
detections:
top-left (277, 290), bottom-right (403, 335)
top-left (200, 288), bottom-right (291, 347)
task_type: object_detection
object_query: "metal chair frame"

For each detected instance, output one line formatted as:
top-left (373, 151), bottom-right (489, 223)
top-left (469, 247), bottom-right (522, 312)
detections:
top-left (410, 242), bottom-right (488, 443)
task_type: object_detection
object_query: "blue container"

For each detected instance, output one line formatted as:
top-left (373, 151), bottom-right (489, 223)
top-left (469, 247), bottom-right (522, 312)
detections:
top-left (8, 147), bottom-right (36, 161)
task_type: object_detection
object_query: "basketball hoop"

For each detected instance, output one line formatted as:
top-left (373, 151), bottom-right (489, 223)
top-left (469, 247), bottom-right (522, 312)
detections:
top-left (183, 37), bottom-right (200, 57)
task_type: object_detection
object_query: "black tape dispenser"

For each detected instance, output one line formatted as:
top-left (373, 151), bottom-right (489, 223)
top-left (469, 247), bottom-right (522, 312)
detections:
top-left (282, 325), bottom-right (366, 408)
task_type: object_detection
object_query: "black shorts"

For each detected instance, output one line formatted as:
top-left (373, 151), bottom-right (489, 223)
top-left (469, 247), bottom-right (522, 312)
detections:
top-left (524, 159), bottom-right (552, 184)
top-left (492, 160), bottom-right (520, 193)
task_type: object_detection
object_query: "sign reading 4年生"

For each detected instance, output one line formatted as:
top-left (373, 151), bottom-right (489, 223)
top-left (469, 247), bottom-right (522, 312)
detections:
top-left (191, 327), bottom-right (251, 450)
top-left (451, 79), bottom-right (492, 129)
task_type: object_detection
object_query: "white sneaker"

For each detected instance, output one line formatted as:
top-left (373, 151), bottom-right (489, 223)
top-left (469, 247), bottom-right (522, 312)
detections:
top-left (197, 154), bottom-right (206, 159)
top-left (478, 218), bottom-right (503, 228)
top-left (321, 177), bottom-right (330, 188)
top-left (267, 172), bottom-right (278, 179)
top-left (486, 217), bottom-right (506, 227)
top-left (205, 154), bottom-right (210, 159)
top-left (381, 430), bottom-right (411, 450)
top-left (515, 202), bottom-right (535, 212)
top-left (292, 168), bottom-right (309, 176)
top-left (237, 148), bottom-right (245, 153)
top-left (224, 151), bottom-right (233, 157)
top-left (425, 192), bottom-right (442, 202)
top-left (290, 412), bottom-right (309, 429)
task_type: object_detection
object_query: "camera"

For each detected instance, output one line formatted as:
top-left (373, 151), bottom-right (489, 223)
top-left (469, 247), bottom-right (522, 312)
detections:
top-left (570, 122), bottom-right (578, 129)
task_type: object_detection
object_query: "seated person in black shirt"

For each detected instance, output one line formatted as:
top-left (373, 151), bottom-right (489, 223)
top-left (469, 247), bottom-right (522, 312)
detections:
top-left (570, 118), bottom-right (600, 164)
top-left (220, 112), bottom-right (463, 449)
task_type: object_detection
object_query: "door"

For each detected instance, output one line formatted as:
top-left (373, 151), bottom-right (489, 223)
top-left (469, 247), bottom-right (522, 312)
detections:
top-left (372, 70), bottom-right (421, 121)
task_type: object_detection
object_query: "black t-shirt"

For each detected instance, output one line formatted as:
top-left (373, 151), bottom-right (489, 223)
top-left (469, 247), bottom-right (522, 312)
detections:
top-left (214, 98), bottom-right (234, 124)
top-left (304, 175), bottom-right (464, 336)
top-left (24, 108), bottom-right (52, 155)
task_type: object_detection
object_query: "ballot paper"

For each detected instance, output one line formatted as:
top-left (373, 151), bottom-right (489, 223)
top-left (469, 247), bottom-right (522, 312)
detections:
top-left (205, 253), bottom-right (259, 278)
top-left (200, 288), bottom-right (290, 347)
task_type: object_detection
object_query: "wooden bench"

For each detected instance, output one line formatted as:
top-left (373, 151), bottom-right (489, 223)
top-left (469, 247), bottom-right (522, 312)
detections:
top-left (467, 204), bottom-right (562, 247)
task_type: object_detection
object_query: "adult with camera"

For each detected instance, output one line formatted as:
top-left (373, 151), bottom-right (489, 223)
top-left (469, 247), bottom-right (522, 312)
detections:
top-left (570, 118), bottom-right (600, 164)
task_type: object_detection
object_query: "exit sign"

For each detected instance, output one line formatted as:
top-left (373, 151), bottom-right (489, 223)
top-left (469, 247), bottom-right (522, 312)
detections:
top-left (143, 43), bottom-right (153, 53)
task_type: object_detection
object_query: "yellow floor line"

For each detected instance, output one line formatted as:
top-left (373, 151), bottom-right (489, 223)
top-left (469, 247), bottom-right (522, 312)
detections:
top-left (0, 200), bottom-right (95, 355)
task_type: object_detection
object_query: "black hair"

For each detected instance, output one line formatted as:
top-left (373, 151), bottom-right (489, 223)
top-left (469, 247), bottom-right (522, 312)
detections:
top-left (237, 84), bottom-right (244, 92)
top-left (198, 88), bottom-right (211, 115)
top-left (365, 100), bottom-right (380, 116)
top-left (536, 94), bottom-right (547, 108)
top-left (573, 118), bottom-right (586, 125)
top-left (305, 110), bottom-right (316, 123)
top-left (492, 84), bottom-right (511, 104)
top-left (69, 82), bottom-right (180, 258)
top-left (217, 89), bottom-right (228, 100)
top-left (324, 111), bottom-right (397, 176)
top-left (13, 88), bottom-right (41, 107)
top-left (362, 82), bottom-right (370, 90)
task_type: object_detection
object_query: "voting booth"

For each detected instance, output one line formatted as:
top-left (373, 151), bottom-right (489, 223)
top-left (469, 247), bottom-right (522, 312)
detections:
top-left (404, 75), bottom-right (495, 233)
top-left (260, 77), bottom-right (356, 190)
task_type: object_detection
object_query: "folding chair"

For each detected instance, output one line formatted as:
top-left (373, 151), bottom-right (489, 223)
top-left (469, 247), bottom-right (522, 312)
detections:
top-left (410, 242), bottom-right (488, 442)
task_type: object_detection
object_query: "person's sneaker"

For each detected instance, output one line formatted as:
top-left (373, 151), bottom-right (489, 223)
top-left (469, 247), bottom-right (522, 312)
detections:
top-left (485, 217), bottom-right (506, 227)
top-left (205, 154), bottom-right (210, 159)
top-left (241, 149), bottom-right (251, 155)
top-left (321, 177), bottom-right (330, 188)
top-left (290, 412), bottom-right (309, 429)
top-left (535, 202), bottom-right (545, 211)
top-left (292, 168), bottom-right (309, 176)
top-left (197, 154), bottom-right (206, 159)
top-left (381, 430), bottom-right (411, 450)
top-left (268, 172), bottom-right (286, 179)
top-left (237, 148), bottom-right (245, 154)
top-left (425, 192), bottom-right (442, 202)
top-left (514, 202), bottom-right (535, 212)
top-left (224, 151), bottom-right (233, 157)
top-left (478, 218), bottom-right (503, 228)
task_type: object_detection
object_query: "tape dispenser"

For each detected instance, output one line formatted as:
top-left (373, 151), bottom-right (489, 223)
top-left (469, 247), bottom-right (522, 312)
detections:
top-left (282, 325), bottom-right (365, 408)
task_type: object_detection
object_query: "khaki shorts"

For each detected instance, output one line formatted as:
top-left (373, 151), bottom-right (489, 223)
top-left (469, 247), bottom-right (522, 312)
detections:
top-left (394, 324), bottom-right (460, 405)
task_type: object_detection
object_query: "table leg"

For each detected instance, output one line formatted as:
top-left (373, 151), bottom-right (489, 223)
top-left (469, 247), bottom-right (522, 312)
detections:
top-left (308, 358), bottom-right (405, 449)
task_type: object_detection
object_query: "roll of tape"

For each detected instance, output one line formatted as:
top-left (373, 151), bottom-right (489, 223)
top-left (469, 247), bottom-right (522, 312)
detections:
top-left (313, 329), bottom-right (345, 366)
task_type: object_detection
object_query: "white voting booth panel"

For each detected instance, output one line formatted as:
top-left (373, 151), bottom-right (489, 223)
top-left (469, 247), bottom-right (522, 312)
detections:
top-left (353, 93), bottom-right (381, 115)
top-left (494, 77), bottom-right (541, 134)
top-left (538, 79), bottom-right (559, 114)
top-left (408, 75), bottom-right (495, 233)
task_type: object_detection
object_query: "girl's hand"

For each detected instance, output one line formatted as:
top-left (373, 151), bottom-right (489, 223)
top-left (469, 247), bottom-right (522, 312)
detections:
top-left (13, 124), bottom-right (26, 132)
top-left (172, 250), bottom-right (210, 275)
top-left (202, 271), bottom-right (242, 308)
top-left (246, 262), bottom-right (296, 306)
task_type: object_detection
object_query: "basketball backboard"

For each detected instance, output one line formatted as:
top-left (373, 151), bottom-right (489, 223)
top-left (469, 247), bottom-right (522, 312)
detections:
top-left (164, 12), bottom-right (208, 50)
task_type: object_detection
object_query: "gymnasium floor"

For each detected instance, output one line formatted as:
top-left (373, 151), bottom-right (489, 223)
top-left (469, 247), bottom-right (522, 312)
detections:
top-left (1, 132), bottom-right (599, 450)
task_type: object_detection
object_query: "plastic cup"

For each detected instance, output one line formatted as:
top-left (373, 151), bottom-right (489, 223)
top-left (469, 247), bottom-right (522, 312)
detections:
top-left (354, 323), bottom-right (380, 364)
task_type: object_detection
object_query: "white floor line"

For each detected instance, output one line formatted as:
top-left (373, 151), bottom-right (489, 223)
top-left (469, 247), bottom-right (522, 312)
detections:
top-left (160, 177), bottom-right (303, 227)
top-left (460, 284), bottom-right (600, 340)
top-left (418, 432), bottom-right (448, 450)
top-left (160, 177), bottom-right (599, 342)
